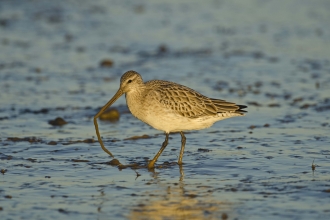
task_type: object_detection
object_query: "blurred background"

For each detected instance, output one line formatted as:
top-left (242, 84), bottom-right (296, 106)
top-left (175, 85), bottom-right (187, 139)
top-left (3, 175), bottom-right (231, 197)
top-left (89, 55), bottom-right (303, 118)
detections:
top-left (1, 0), bottom-right (330, 219)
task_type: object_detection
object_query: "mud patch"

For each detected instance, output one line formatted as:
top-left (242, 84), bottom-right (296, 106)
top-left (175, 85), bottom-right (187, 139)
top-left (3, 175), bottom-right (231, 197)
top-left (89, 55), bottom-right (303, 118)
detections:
top-left (0, 0), bottom-right (329, 220)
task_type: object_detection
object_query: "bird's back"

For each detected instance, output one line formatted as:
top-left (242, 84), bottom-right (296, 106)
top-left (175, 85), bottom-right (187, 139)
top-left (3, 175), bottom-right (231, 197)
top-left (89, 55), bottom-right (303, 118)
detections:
top-left (144, 79), bottom-right (247, 119)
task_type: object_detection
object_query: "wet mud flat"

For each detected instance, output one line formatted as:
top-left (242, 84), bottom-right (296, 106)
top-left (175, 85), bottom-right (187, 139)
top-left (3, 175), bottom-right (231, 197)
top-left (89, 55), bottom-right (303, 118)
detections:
top-left (1, 0), bottom-right (330, 219)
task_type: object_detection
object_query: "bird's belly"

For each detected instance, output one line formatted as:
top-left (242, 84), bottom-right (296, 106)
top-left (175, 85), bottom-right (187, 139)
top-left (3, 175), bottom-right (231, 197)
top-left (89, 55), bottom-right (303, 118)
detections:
top-left (140, 112), bottom-right (215, 133)
top-left (144, 114), bottom-right (189, 132)
top-left (141, 111), bottom-right (243, 133)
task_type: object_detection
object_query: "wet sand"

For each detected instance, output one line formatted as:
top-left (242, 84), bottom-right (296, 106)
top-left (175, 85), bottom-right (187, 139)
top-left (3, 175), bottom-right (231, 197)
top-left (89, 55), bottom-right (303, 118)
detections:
top-left (1, 0), bottom-right (330, 219)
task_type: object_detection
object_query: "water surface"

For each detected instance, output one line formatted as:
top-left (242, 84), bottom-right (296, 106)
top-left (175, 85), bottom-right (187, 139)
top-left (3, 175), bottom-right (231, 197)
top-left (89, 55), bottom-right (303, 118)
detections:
top-left (1, 0), bottom-right (330, 219)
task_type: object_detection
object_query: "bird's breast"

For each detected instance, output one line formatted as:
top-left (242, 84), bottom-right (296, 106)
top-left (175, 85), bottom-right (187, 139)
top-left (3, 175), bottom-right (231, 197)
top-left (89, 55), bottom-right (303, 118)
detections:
top-left (125, 92), bottom-right (146, 120)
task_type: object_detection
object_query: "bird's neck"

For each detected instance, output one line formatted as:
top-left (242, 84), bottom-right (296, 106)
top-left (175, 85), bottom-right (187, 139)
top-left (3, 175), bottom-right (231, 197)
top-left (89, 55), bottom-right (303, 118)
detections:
top-left (125, 85), bottom-right (146, 118)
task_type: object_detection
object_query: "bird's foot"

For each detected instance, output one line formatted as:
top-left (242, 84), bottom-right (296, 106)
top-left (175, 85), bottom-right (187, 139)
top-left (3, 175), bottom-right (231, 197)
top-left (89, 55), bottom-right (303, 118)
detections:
top-left (148, 160), bottom-right (156, 169)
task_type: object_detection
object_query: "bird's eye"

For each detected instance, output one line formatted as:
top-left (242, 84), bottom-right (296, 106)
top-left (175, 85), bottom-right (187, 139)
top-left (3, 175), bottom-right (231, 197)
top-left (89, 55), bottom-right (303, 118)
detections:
top-left (127, 79), bottom-right (132, 83)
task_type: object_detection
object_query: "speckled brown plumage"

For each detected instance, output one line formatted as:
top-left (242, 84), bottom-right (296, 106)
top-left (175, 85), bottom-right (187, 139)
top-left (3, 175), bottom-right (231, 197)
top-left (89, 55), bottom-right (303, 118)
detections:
top-left (144, 79), bottom-right (246, 118)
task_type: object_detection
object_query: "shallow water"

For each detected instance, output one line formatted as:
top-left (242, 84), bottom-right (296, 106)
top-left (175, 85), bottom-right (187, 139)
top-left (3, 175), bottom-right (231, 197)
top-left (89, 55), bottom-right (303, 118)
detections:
top-left (1, 0), bottom-right (330, 219)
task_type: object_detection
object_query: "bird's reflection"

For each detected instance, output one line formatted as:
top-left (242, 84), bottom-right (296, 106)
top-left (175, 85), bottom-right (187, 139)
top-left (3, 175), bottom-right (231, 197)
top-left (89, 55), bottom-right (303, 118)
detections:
top-left (179, 164), bottom-right (184, 181)
top-left (104, 158), bottom-right (185, 181)
top-left (127, 178), bottom-right (231, 220)
top-left (147, 164), bottom-right (185, 181)
top-left (98, 159), bottom-right (232, 219)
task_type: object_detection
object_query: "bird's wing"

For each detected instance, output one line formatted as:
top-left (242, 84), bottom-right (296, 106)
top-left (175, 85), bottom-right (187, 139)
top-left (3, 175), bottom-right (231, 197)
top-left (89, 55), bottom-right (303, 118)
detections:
top-left (147, 80), bottom-right (240, 118)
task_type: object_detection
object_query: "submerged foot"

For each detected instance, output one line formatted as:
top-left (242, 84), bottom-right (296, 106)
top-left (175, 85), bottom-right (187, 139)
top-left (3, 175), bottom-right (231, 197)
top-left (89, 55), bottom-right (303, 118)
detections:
top-left (148, 160), bottom-right (156, 169)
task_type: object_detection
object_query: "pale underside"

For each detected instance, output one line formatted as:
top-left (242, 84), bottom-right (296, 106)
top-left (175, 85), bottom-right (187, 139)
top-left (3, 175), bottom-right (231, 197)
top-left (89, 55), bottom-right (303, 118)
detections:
top-left (125, 80), bottom-right (245, 133)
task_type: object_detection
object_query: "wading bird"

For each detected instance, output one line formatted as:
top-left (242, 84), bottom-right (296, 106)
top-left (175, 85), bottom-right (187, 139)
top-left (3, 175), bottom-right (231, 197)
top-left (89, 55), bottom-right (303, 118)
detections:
top-left (94, 70), bottom-right (247, 169)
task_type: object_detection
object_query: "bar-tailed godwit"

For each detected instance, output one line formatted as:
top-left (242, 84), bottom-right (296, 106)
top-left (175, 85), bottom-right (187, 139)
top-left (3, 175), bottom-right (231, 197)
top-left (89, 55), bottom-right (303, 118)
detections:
top-left (94, 70), bottom-right (247, 169)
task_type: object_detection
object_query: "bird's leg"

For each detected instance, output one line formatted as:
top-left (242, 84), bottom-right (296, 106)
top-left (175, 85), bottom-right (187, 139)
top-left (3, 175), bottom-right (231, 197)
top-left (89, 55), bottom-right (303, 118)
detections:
top-left (178, 131), bottom-right (186, 165)
top-left (148, 133), bottom-right (169, 169)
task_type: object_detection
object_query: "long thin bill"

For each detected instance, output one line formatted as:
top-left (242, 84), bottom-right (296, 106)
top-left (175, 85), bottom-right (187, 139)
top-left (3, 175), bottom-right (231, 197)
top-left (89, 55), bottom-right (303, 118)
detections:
top-left (94, 89), bottom-right (123, 157)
